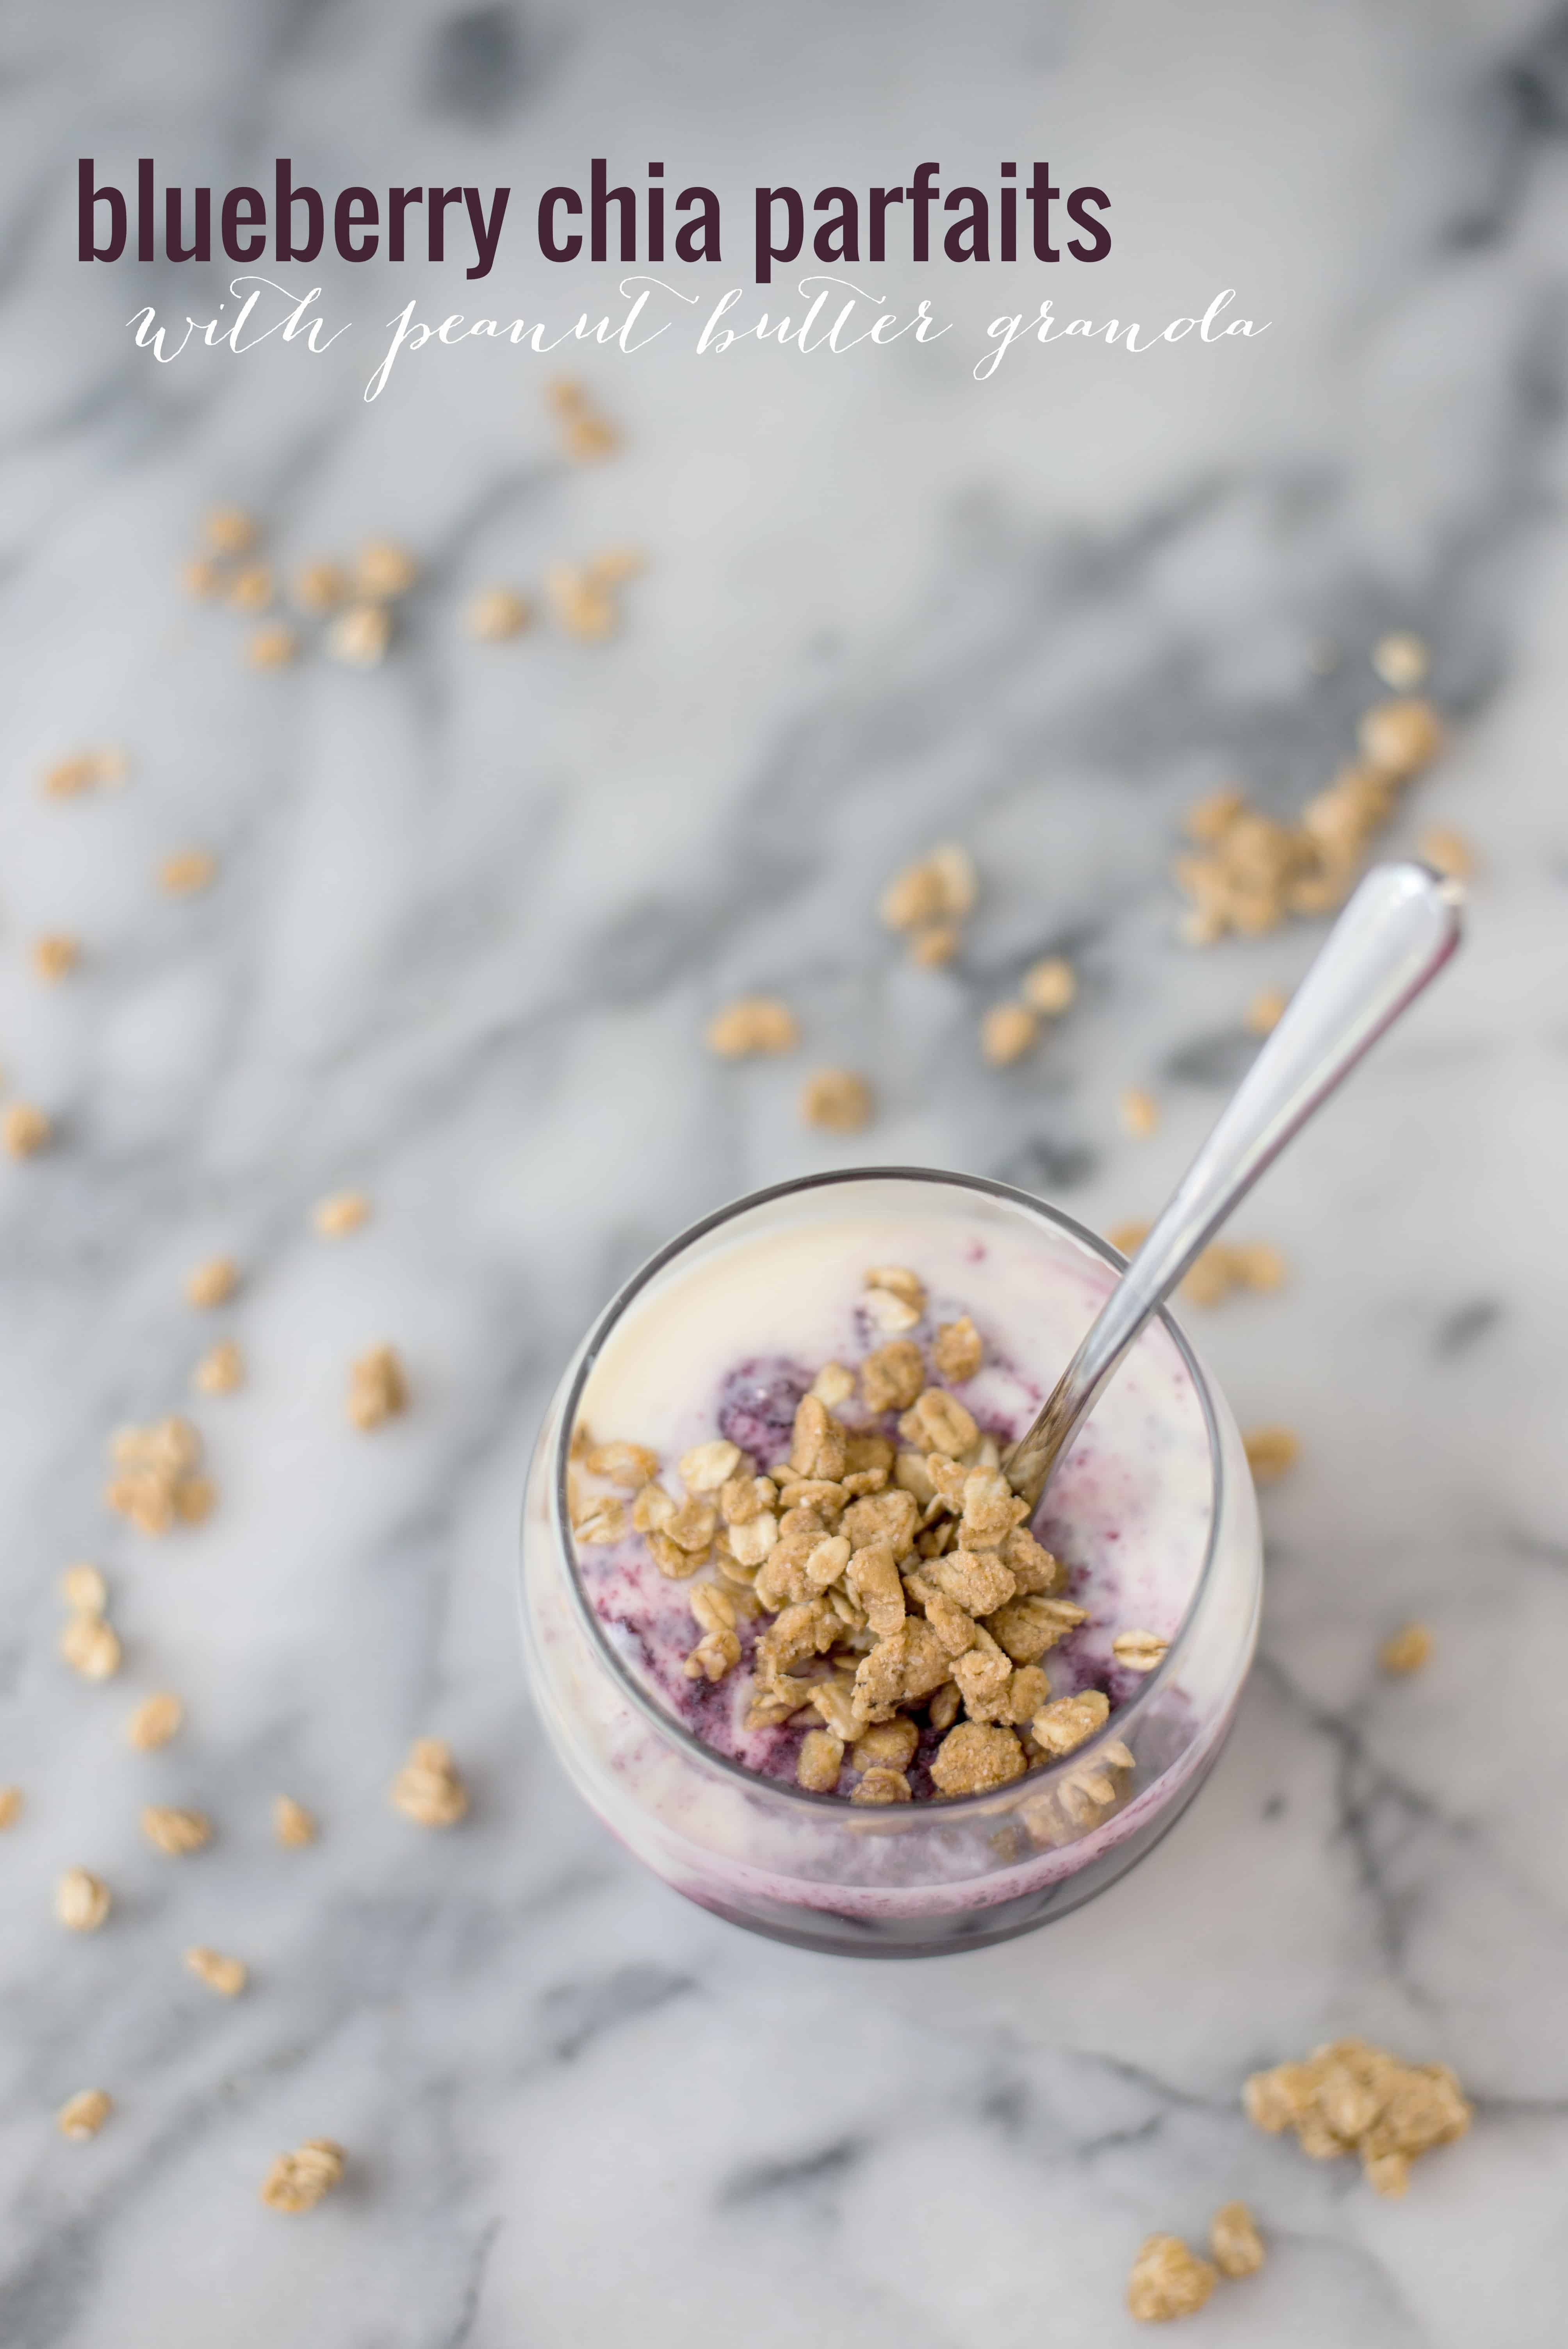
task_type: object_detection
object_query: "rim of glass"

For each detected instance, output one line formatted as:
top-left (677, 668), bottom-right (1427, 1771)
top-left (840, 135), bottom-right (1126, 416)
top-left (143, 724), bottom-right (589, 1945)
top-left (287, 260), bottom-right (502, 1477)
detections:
top-left (545, 1164), bottom-right (1229, 1818)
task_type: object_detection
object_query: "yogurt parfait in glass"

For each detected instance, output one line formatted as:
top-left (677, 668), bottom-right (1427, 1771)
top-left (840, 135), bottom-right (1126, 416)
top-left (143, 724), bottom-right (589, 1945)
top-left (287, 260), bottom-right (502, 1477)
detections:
top-left (520, 1168), bottom-right (1261, 1957)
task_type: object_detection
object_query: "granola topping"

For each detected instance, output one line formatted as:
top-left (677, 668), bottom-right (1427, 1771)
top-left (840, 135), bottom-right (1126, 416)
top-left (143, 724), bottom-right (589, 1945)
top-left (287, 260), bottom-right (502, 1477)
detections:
top-left (569, 1256), bottom-right (1172, 1805)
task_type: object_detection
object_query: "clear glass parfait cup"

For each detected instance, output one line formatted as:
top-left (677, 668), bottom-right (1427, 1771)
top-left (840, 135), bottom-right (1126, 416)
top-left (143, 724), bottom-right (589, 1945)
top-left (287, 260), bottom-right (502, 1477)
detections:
top-left (519, 1168), bottom-right (1262, 1958)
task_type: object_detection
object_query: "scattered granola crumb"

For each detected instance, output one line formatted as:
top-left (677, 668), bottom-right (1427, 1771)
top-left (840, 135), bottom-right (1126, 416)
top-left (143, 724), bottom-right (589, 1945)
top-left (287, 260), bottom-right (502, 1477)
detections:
top-left (980, 1002), bottom-right (1038, 1067)
top-left (175, 1474), bottom-right (215, 1525)
top-left (127, 1692), bottom-right (183, 1750)
top-left (261, 2138), bottom-right (345, 2214)
top-left (248, 620), bottom-right (298, 670)
top-left (202, 505), bottom-right (258, 558)
top-left (3, 1103), bottom-right (53, 1158)
top-left (391, 1737), bottom-right (468, 1826)
top-left (354, 540), bottom-right (418, 601)
top-left (1244, 2037), bottom-right (1470, 2193)
top-left (589, 546), bottom-right (643, 586)
top-left (546, 561), bottom-right (618, 641)
top-left (1232, 1241), bottom-right (1288, 1292)
top-left (57, 2089), bottom-right (114, 2141)
top-left (193, 1339), bottom-right (244, 1396)
top-left (1174, 693), bottom-right (1446, 944)
top-left (1180, 1240), bottom-right (1288, 1308)
top-left (228, 562), bottom-right (274, 613)
top-left (1372, 631), bottom-right (1429, 692)
top-left (294, 560), bottom-right (346, 613)
top-left (184, 1255), bottom-right (240, 1309)
top-left (326, 602), bottom-right (393, 667)
top-left (61, 1563), bottom-right (107, 1615)
top-left (159, 848), bottom-right (217, 896)
top-left (909, 921), bottom-right (960, 967)
top-left (1106, 1219), bottom-right (1150, 1258)
top-left (348, 1344), bottom-right (408, 1431)
top-left (105, 1417), bottom-right (213, 1535)
top-left (1244, 1426), bottom-right (1300, 1484)
top-left (548, 379), bottom-right (620, 460)
top-left (56, 1868), bottom-right (112, 1930)
top-left (185, 1944), bottom-right (247, 1996)
top-left (1127, 2234), bottom-right (1218, 2324)
top-left (1185, 788), bottom-right (1246, 844)
top-left (1379, 1621), bottom-right (1433, 1677)
top-left (1120, 1086), bottom-right (1160, 1139)
top-left (141, 1805), bottom-right (212, 1857)
top-left (30, 935), bottom-right (80, 983)
top-left (1245, 986), bottom-right (1289, 1035)
top-left (705, 996), bottom-right (799, 1058)
top-left (312, 1189), bottom-right (371, 1239)
top-left (801, 1068), bottom-right (873, 1132)
top-left (1418, 824), bottom-right (1474, 881)
top-left (466, 585), bottom-right (532, 642)
top-left (184, 556), bottom-right (223, 598)
top-left (0, 1785), bottom-right (23, 1830)
top-left (60, 1609), bottom-right (121, 1682)
top-left (1359, 697), bottom-right (1444, 779)
top-left (41, 746), bottom-right (125, 799)
top-left (1209, 2201), bottom-right (1265, 2279)
top-left (879, 843), bottom-right (977, 934)
top-left (273, 1794), bottom-right (317, 1847)
top-left (1111, 1628), bottom-right (1168, 1674)
top-left (1021, 955), bottom-right (1076, 1017)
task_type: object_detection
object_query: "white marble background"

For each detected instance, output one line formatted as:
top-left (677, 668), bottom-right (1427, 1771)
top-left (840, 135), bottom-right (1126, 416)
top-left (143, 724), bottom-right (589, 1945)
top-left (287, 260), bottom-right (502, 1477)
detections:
top-left (1, 0), bottom-right (1567, 2340)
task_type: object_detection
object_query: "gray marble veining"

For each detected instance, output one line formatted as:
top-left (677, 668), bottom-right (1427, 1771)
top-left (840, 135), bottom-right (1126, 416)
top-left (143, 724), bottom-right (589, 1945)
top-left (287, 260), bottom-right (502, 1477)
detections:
top-left (1, 0), bottom-right (1567, 2341)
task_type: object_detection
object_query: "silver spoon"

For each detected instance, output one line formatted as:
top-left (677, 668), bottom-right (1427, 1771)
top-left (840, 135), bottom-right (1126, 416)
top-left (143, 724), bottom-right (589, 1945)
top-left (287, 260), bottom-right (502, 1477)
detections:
top-left (1005, 859), bottom-right (1464, 1511)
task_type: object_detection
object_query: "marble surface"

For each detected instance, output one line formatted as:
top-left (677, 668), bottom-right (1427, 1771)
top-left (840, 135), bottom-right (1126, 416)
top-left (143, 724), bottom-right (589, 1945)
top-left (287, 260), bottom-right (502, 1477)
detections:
top-left (3, 0), bottom-right (1568, 2340)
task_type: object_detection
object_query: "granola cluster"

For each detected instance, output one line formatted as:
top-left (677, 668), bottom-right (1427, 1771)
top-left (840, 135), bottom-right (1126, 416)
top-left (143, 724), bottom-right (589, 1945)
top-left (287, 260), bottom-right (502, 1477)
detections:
top-left (105, 1417), bottom-right (215, 1536)
top-left (1174, 695), bottom-right (1445, 945)
top-left (572, 1264), bottom-right (1153, 1807)
top-left (1244, 2036), bottom-right (1471, 2198)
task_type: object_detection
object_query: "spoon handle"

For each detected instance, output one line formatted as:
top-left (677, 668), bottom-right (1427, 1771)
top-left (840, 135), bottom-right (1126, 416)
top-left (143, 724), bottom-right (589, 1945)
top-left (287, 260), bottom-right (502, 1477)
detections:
top-left (1005, 860), bottom-right (1464, 1510)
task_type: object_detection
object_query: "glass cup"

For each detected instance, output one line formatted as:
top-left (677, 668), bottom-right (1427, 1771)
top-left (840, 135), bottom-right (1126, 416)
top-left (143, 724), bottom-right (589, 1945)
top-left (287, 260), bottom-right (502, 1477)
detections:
top-left (519, 1168), bottom-right (1262, 1957)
